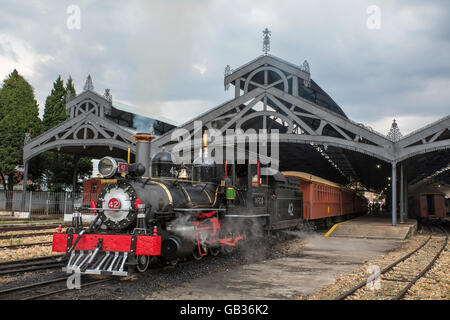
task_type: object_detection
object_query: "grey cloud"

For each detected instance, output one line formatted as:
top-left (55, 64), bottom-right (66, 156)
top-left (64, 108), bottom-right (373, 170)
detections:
top-left (0, 0), bottom-right (448, 134)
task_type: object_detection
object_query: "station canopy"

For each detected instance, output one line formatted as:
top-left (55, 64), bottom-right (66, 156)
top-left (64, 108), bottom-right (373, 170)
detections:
top-left (152, 54), bottom-right (450, 195)
top-left (23, 55), bottom-right (450, 196)
top-left (23, 76), bottom-right (177, 163)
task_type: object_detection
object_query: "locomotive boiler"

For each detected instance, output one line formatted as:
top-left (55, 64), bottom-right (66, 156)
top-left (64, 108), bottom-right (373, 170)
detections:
top-left (52, 133), bottom-right (303, 275)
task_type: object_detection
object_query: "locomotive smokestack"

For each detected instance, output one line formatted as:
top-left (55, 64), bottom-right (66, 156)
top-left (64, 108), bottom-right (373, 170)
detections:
top-left (132, 133), bottom-right (155, 177)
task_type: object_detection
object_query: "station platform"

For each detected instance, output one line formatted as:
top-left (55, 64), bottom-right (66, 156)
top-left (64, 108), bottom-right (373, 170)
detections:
top-left (325, 213), bottom-right (417, 240)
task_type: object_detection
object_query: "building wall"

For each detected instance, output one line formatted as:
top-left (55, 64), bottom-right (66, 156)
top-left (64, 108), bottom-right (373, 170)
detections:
top-left (82, 178), bottom-right (105, 206)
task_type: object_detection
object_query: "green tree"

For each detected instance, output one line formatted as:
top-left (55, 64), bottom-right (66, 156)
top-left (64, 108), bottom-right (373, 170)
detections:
top-left (0, 70), bottom-right (42, 190)
top-left (41, 75), bottom-right (92, 192)
top-left (42, 75), bottom-right (67, 129)
top-left (65, 75), bottom-right (76, 101)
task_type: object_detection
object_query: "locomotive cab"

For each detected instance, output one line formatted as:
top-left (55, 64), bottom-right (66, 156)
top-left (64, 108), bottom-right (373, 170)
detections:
top-left (226, 160), bottom-right (303, 232)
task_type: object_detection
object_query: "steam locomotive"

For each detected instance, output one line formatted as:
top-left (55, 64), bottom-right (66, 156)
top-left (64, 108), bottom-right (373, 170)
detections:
top-left (52, 133), bottom-right (303, 276)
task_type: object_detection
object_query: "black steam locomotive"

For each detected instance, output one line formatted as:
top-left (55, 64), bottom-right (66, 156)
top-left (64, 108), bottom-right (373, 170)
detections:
top-left (52, 133), bottom-right (302, 276)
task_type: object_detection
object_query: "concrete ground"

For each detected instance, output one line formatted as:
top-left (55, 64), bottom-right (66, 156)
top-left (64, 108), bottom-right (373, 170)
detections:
top-left (146, 233), bottom-right (405, 300)
top-left (328, 213), bottom-right (417, 240)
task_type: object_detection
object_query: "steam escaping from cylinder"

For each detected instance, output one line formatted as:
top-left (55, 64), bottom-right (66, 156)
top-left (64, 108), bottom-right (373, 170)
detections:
top-left (166, 215), bottom-right (197, 241)
top-left (162, 215), bottom-right (197, 259)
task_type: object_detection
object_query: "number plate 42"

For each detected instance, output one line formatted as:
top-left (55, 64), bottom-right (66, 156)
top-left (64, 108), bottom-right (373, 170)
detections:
top-left (108, 198), bottom-right (121, 209)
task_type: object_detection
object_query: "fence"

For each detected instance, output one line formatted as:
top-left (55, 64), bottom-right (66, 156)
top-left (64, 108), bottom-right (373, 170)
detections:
top-left (0, 191), bottom-right (98, 217)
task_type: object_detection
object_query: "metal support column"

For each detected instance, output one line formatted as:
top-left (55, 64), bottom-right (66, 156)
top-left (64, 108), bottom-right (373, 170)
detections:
top-left (72, 156), bottom-right (80, 214)
top-left (20, 160), bottom-right (29, 212)
top-left (235, 79), bottom-right (240, 98)
top-left (28, 191), bottom-right (33, 213)
top-left (399, 162), bottom-right (404, 224)
top-left (391, 162), bottom-right (397, 226)
top-left (72, 156), bottom-right (80, 192)
top-left (404, 170), bottom-right (408, 221)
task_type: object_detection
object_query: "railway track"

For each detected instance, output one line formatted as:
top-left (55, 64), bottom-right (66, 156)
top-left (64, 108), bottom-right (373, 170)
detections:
top-left (0, 254), bottom-right (112, 300)
top-left (0, 255), bottom-right (65, 275)
top-left (0, 241), bottom-right (53, 250)
top-left (0, 224), bottom-right (65, 233)
top-left (0, 275), bottom-right (113, 300)
top-left (0, 231), bottom-right (54, 240)
top-left (335, 231), bottom-right (448, 300)
top-left (0, 217), bottom-right (59, 223)
top-left (0, 239), bottom-right (242, 300)
top-left (0, 251), bottom-right (217, 300)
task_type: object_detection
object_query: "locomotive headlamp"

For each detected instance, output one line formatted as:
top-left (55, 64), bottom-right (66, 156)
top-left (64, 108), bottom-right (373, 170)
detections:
top-left (98, 157), bottom-right (118, 178)
top-left (98, 157), bottom-right (128, 178)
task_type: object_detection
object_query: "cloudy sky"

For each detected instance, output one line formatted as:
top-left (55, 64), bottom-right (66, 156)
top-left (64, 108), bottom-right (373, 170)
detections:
top-left (0, 0), bottom-right (449, 135)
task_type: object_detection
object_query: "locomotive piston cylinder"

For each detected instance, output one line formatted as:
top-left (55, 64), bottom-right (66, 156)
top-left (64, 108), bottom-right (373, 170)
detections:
top-left (161, 235), bottom-right (194, 260)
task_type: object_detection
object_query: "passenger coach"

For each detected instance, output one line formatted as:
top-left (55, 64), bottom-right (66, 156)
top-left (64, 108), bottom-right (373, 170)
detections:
top-left (283, 171), bottom-right (367, 228)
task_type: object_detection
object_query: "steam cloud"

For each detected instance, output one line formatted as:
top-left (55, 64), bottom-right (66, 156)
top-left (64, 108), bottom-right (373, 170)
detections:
top-left (133, 114), bottom-right (157, 134)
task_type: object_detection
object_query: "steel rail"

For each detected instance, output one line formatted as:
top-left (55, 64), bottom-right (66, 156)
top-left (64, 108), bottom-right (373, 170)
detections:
top-left (0, 241), bottom-right (52, 250)
top-left (0, 255), bottom-right (66, 276)
top-left (334, 235), bottom-right (432, 300)
top-left (0, 232), bottom-right (54, 240)
top-left (0, 258), bottom-right (60, 271)
top-left (22, 278), bottom-right (114, 300)
top-left (0, 224), bottom-right (65, 233)
top-left (0, 262), bottom-right (64, 276)
top-left (0, 254), bottom-right (63, 267)
top-left (0, 277), bottom-right (69, 296)
top-left (394, 235), bottom-right (448, 300)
